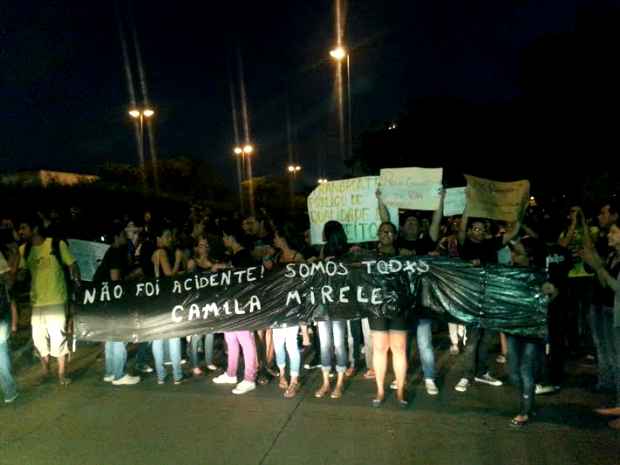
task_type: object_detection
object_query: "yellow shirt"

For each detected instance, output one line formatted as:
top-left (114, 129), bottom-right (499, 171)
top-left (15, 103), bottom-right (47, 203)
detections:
top-left (19, 238), bottom-right (76, 307)
top-left (559, 226), bottom-right (599, 278)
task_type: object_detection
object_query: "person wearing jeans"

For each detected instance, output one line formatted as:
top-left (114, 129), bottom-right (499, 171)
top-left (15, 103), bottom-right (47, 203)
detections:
top-left (189, 333), bottom-right (217, 376)
top-left (0, 318), bottom-right (17, 404)
top-left (1, 243), bottom-right (18, 403)
top-left (152, 338), bottom-right (183, 384)
top-left (315, 318), bottom-right (348, 399)
top-left (416, 319), bottom-right (439, 395)
top-left (272, 325), bottom-right (301, 398)
top-left (454, 327), bottom-right (503, 392)
top-left (507, 335), bottom-right (541, 426)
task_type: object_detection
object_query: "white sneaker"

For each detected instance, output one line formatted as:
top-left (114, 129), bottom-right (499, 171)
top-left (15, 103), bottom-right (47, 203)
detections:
top-left (474, 373), bottom-right (503, 387)
top-left (455, 378), bottom-right (469, 392)
top-left (112, 374), bottom-right (141, 385)
top-left (425, 379), bottom-right (439, 396)
top-left (449, 345), bottom-right (459, 355)
top-left (4, 393), bottom-right (18, 404)
top-left (535, 384), bottom-right (560, 395)
top-left (496, 355), bottom-right (507, 364)
top-left (232, 380), bottom-right (256, 395)
top-left (103, 375), bottom-right (115, 382)
top-left (390, 380), bottom-right (397, 390)
top-left (213, 373), bottom-right (238, 384)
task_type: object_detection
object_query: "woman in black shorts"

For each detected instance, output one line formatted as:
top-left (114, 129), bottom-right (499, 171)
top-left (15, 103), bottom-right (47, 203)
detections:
top-left (369, 221), bottom-right (409, 407)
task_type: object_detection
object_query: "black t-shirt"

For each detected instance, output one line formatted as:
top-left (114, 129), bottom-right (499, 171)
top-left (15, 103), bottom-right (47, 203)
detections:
top-left (459, 236), bottom-right (503, 264)
top-left (231, 248), bottom-right (257, 269)
top-left (397, 235), bottom-right (435, 256)
top-left (544, 244), bottom-right (572, 292)
top-left (93, 245), bottom-right (129, 283)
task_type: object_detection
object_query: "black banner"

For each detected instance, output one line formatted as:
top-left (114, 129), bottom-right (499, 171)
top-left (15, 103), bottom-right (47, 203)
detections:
top-left (73, 256), bottom-right (549, 342)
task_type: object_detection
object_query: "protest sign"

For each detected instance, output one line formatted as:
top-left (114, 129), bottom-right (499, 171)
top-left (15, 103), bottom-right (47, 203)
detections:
top-left (74, 256), bottom-right (548, 342)
top-left (307, 177), bottom-right (397, 244)
top-left (444, 187), bottom-right (466, 216)
top-left (464, 175), bottom-right (530, 222)
top-left (378, 167), bottom-right (443, 210)
top-left (68, 239), bottom-right (110, 282)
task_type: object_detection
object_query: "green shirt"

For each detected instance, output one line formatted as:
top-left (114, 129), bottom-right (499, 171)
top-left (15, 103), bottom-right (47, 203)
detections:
top-left (19, 238), bottom-right (76, 307)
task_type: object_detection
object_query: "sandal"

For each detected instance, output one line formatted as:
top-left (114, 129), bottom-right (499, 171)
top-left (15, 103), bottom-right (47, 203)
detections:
top-left (344, 367), bottom-right (356, 378)
top-left (363, 370), bottom-right (376, 380)
top-left (330, 385), bottom-right (343, 399)
top-left (314, 384), bottom-right (330, 398)
top-left (284, 382), bottom-right (300, 398)
top-left (278, 376), bottom-right (289, 390)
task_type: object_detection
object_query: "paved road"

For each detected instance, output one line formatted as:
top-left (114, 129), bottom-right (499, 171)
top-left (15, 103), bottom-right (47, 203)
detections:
top-left (1, 341), bottom-right (619, 465)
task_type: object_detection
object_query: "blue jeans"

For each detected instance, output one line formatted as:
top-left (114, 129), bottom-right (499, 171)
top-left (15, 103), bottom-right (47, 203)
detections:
top-left (0, 319), bottom-right (17, 401)
top-left (273, 326), bottom-right (301, 377)
top-left (590, 304), bottom-right (616, 390)
top-left (317, 320), bottom-right (347, 374)
top-left (507, 335), bottom-right (541, 416)
top-left (189, 334), bottom-right (215, 368)
top-left (416, 319), bottom-right (435, 380)
top-left (104, 341), bottom-right (128, 380)
top-left (152, 338), bottom-right (182, 382)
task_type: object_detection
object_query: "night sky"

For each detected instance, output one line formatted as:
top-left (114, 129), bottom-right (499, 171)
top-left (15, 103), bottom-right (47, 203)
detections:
top-left (1, 1), bottom-right (579, 185)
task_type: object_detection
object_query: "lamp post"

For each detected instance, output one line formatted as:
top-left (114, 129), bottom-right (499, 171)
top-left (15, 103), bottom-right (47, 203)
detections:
top-left (330, 46), bottom-right (352, 161)
top-left (129, 108), bottom-right (155, 193)
top-left (287, 164), bottom-right (302, 209)
top-left (234, 144), bottom-right (255, 217)
top-left (318, 178), bottom-right (328, 185)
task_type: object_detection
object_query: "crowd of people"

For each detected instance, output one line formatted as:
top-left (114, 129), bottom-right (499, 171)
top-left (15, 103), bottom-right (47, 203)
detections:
top-left (1, 189), bottom-right (619, 430)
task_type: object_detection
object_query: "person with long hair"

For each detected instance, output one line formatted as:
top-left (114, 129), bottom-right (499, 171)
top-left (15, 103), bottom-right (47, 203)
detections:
top-left (151, 223), bottom-right (184, 385)
top-left (315, 221), bottom-right (349, 399)
top-left (270, 223), bottom-right (305, 398)
top-left (368, 221), bottom-right (409, 407)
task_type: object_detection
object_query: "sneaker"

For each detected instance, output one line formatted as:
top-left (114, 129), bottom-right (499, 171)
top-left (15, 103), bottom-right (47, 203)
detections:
top-left (390, 380), bottom-right (397, 390)
top-left (139, 364), bottom-right (154, 374)
top-left (173, 377), bottom-right (185, 385)
top-left (455, 378), bottom-right (469, 392)
top-left (535, 384), bottom-right (560, 395)
top-left (112, 374), bottom-right (141, 386)
top-left (4, 393), bottom-right (18, 404)
top-left (425, 379), bottom-right (439, 396)
top-left (213, 373), bottom-right (238, 385)
top-left (157, 379), bottom-right (165, 385)
top-left (496, 355), bottom-right (507, 364)
top-left (474, 373), bottom-right (503, 387)
top-left (449, 345), bottom-right (459, 355)
top-left (232, 380), bottom-right (256, 395)
top-left (103, 375), bottom-right (115, 382)
top-left (206, 364), bottom-right (218, 371)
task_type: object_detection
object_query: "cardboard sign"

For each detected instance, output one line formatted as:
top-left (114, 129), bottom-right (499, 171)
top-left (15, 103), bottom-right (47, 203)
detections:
top-left (464, 175), bottom-right (530, 222)
top-left (307, 176), bottom-right (398, 244)
top-left (444, 187), bottom-right (466, 217)
top-left (379, 167), bottom-right (443, 210)
top-left (68, 239), bottom-right (110, 282)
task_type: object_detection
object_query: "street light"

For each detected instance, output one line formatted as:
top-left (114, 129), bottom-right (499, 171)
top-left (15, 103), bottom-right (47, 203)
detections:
top-left (288, 165), bottom-right (301, 173)
top-left (234, 144), bottom-right (256, 216)
top-left (128, 107), bottom-right (155, 193)
top-left (330, 46), bottom-right (352, 161)
top-left (318, 178), bottom-right (328, 184)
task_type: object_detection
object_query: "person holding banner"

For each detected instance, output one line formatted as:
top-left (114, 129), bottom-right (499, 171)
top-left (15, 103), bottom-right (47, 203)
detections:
top-left (315, 221), bottom-right (349, 400)
top-left (150, 224), bottom-right (185, 385)
top-left (454, 200), bottom-right (521, 393)
top-left (95, 222), bottom-right (140, 386)
top-left (0, 249), bottom-right (18, 404)
top-left (368, 221), bottom-right (409, 407)
top-left (213, 225), bottom-right (259, 395)
top-left (269, 224), bottom-right (305, 398)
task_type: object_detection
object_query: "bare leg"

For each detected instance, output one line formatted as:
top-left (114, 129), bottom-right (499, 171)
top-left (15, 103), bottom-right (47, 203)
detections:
top-left (390, 331), bottom-right (408, 402)
top-left (372, 331), bottom-right (389, 401)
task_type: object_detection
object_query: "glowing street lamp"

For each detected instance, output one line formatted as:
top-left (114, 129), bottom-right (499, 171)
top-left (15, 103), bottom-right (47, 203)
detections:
top-left (329, 45), bottom-right (352, 160)
top-left (128, 107), bottom-right (156, 193)
top-left (288, 165), bottom-right (302, 173)
top-left (318, 178), bottom-right (328, 184)
top-left (329, 47), bottom-right (347, 61)
top-left (234, 144), bottom-right (256, 216)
